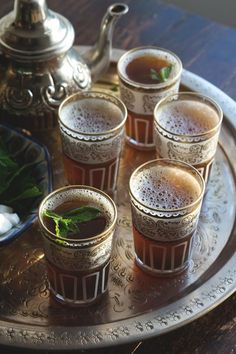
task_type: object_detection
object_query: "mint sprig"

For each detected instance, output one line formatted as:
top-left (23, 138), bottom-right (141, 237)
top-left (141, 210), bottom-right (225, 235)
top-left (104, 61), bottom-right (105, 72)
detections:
top-left (150, 65), bottom-right (173, 82)
top-left (44, 206), bottom-right (101, 238)
top-left (0, 140), bottom-right (42, 215)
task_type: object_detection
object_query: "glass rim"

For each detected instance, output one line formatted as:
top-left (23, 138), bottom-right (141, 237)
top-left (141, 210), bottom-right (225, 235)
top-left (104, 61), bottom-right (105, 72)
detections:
top-left (58, 90), bottom-right (127, 137)
top-left (117, 46), bottom-right (183, 90)
top-left (38, 185), bottom-right (117, 243)
top-left (154, 91), bottom-right (223, 138)
top-left (129, 158), bottom-right (205, 213)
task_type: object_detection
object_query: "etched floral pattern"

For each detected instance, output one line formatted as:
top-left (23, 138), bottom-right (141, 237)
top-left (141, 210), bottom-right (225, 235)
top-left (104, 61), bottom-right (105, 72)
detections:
top-left (131, 205), bottom-right (201, 241)
top-left (119, 83), bottom-right (135, 111)
top-left (154, 120), bottom-right (220, 166)
top-left (43, 234), bottom-right (113, 271)
top-left (119, 81), bottom-right (180, 115)
top-left (60, 128), bottom-right (124, 163)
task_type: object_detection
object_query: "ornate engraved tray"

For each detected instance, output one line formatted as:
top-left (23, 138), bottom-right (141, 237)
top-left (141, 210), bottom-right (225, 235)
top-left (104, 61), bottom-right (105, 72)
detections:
top-left (1, 48), bottom-right (236, 351)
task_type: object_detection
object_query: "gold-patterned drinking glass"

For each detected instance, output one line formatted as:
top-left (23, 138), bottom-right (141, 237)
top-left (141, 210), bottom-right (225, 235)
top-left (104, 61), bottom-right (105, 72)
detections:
top-left (129, 159), bottom-right (205, 276)
top-left (154, 92), bottom-right (223, 184)
top-left (58, 91), bottom-right (127, 196)
top-left (117, 46), bottom-right (182, 150)
top-left (38, 185), bottom-right (117, 306)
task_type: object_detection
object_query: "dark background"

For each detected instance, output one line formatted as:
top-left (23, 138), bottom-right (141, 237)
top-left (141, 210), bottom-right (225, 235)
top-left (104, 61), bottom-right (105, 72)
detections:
top-left (166, 0), bottom-right (236, 28)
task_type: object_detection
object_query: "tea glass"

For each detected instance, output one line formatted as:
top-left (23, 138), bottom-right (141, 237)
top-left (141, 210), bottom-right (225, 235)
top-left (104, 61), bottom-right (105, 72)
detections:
top-left (154, 92), bottom-right (223, 184)
top-left (58, 91), bottom-right (127, 196)
top-left (129, 159), bottom-right (205, 276)
top-left (117, 46), bottom-right (182, 150)
top-left (38, 185), bottom-right (117, 306)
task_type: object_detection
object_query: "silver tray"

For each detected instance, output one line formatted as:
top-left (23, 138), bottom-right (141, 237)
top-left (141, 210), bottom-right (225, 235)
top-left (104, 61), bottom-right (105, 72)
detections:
top-left (0, 48), bottom-right (236, 351)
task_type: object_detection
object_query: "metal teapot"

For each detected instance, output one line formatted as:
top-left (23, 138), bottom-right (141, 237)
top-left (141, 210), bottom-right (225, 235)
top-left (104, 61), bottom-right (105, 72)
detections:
top-left (0, 0), bottom-right (128, 133)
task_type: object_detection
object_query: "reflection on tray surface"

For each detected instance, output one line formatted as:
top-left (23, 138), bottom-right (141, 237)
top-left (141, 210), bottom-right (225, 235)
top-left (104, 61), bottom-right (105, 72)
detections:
top-left (0, 142), bottom-right (235, 326)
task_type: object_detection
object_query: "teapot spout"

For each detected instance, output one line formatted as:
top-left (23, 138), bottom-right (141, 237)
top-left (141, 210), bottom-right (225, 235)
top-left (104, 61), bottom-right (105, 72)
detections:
top-left (82, 3), bottom-right (128, 82)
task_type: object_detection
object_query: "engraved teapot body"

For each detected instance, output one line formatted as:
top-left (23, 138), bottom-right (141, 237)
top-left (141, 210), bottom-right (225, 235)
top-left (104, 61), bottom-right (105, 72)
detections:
top-left (0, 0), bottom-right (128, 132)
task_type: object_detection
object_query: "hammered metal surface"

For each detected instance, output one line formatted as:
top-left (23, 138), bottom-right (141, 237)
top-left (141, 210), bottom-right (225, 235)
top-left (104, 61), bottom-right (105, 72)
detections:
top-left (0, 49), bottom-right (236, 350)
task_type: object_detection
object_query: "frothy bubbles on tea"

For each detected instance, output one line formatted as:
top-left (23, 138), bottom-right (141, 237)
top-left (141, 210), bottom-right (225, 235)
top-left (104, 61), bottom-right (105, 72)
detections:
top-left (61, 98), bottom-right (124, 133)
top-left (158, 99), bottom-right (220, 135)
top-left (131, 164), bottom-right (202, 210)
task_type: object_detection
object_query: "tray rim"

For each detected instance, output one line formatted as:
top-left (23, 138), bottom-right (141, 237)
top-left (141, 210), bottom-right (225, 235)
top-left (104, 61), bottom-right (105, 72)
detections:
top-left (1, 47), bottom-right (236, 350)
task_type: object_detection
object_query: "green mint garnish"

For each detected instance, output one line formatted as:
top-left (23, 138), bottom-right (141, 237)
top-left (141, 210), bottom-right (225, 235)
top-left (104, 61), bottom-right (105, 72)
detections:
top-left (0, 139), bottom-right (42, 215)
top-left (44, 206), bottom-right (101, 238)
top-left (150, 68), bottom-right (161, 81)
top-left (150, 65), bottom-right (173, 82)
top-left (110, 85), bottom-right (119, 92)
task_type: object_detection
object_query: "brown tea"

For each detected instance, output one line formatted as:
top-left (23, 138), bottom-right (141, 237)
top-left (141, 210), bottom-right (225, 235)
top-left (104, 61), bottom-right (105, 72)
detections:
top-left (129, 159), bottom-right (204, 275)
top-left (43, 200), bottom-right (110, 305)
top-left (118, 47), bottom-right (182, 150)
top-left (59, 93), bottom-right (127, 193)
top-left (47, 257), bottom-right (111, 306)
top-left (63, 154), bottom-right (120, 193)
top-left (124, 55), bottom-right (171, 147)
top-left (39, 185), bottom-right (117, 306)
top-left (154, 97), bottom-right (221, 183)
top-left (125, 111), bottom-right (155, 147)
top-left (133, 226), bottom-right (193, 272)
top-left (126, 55), bottom-right (170, 84)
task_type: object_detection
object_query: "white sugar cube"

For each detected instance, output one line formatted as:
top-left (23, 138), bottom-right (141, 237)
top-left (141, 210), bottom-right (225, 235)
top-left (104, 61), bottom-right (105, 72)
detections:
top-left (3, 213), bottom-right (20, 226)
top-left (0, 214), bottom-right (13, 234)
top-left (0, 205), bottom-right (13, 213)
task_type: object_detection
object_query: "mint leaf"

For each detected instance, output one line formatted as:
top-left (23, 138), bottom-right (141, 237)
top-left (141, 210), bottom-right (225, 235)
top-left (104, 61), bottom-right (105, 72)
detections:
top-left (110, 85), bottom-right (118, 92)
top-left (160, 65), bottom-right (173, 82)
top-left (63, 206), bottom-right (101, 221)
top-left (0, 138), bottom-right (42, 215)
top-left (150, 68), bottom-right (161, 81)
top-left (44, 209), bottom-right (78, 237)
top-left (150, 65), bottom-right (173, 82)
top-left (5, 186), bottom-right (42, 203)
top-left (44, 206), bottom-right (101, 238)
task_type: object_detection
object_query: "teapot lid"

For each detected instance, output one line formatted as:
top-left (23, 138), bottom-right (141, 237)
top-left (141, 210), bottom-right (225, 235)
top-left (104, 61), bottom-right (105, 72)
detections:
top-left (0, 0), bottom-right (74, 60)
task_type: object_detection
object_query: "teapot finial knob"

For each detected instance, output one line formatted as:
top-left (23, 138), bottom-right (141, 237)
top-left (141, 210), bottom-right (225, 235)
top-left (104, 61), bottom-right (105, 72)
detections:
top-left (0, 0), bottom-right (74, 60)
top-left (14, 0), bottom-right (48, 27)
